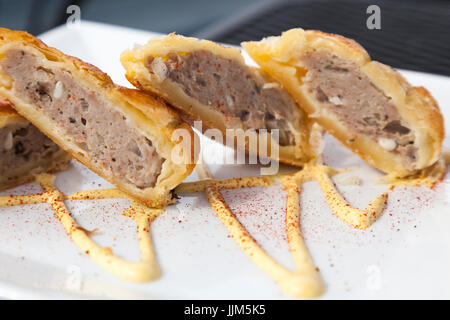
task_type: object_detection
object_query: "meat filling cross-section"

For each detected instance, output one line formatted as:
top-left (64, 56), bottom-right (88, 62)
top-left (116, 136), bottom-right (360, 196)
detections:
top-left (0, 49), bottom-right (164, 188)
top-left (0, 122), bottom-right (61, 176)
top-left (303, 49), bottom-right (417, 168)
top-left (147, 50), bottom-right (301, 147)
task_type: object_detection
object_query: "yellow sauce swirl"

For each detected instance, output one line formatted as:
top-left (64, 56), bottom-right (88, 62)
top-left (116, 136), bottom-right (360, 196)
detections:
top-left (0, 173), bottom-right (161, 283)
top-left (0, 154), bottom-right (447, 298)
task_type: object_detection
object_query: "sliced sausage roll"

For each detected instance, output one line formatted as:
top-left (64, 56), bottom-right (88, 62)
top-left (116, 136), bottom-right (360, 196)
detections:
top-left (242, 28), bottom-right (444, 177)
top-left (0, 28), bottom-right (196, 207)
top-left (121, 34), bottom-right (315, 167)
top-left (0, 97), bottom-right (70, 191)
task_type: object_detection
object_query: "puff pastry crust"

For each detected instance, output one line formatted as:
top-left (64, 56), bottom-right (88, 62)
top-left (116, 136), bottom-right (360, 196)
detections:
top-left (121, 33), bottom-right (315, 167)
top-left (242, 29), bottom-right (444, 177)
top-left (0, 28), bottom-right (197, 207)
top-left (0, 96), bottom-right (70, 191)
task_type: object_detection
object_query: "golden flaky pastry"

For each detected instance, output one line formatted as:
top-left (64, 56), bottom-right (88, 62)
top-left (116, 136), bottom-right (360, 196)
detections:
top-left (0, 96), bottom-right (70, 191)
top-left (242, 29), bottom-right (444, 177)
top-left (0, 28), bottom-right (197, 207)
top-left (121, 33), bottom-right (315, 167)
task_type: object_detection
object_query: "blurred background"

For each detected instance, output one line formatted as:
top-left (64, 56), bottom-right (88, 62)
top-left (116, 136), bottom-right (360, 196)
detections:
top-left (0, 0), bottom-right (449, 75)
top-left (0, 0), bottom-right (264, 36)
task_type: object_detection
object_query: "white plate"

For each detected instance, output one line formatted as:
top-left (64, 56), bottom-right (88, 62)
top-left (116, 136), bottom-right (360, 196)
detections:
top-left (0, 21), bottom-right (449, 299)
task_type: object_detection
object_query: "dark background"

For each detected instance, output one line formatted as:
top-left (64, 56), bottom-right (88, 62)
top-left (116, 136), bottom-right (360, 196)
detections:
top-left (0, 0), bottom-right (264, 35)
top-left (1, 0), bottom-right (449, 75)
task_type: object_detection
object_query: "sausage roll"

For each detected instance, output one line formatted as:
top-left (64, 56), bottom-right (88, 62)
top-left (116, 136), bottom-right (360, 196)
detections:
top-left (0, 28), bottom-right (196, 207)
top-left (0, 96), bottom-right (70, 191)
top-left (242, 28), bottom-right (444, 177)
top-left (121, 34), bottom-right (315, 167)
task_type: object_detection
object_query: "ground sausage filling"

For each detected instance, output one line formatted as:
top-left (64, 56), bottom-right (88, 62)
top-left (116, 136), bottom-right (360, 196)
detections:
top-left (147, 50), bottom-right (303, 147)
top-left (0, 122), bottom-right (61, 176)
top-left (303, 49), bottom-right (417, 167)
top-left (0, 49), bottom-right (164, 188)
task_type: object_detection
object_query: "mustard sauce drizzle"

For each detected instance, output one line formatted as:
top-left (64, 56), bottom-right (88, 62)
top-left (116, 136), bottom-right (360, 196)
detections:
top-left (286, 164), bottom-right (388, 229)
top-left (183, 162), bottom-right (389, 298)
top-left (0, 173), bottom-right (161, 283)
top-left (190, 164), bottom-right (323, 298)
top-left (1, 154), bottom-right (446, 298)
